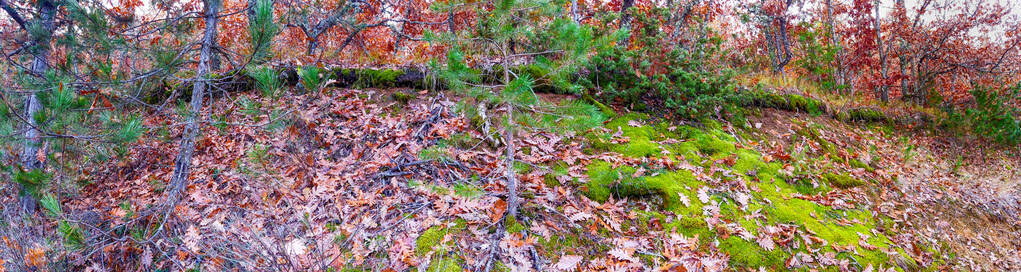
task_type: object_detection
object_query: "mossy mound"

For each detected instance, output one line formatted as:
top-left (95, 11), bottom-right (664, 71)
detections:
top-left (415, 221), bottom-right (468, 272)
top-left (837, 107), bottom-right (889, 124)
top-left (143, 71), bottom-right (251, 104)
top-left (392, 91), bottom-right (415, 105)
top-left (823, 173), bottom-right (866, 188)
top-left (749, 91), bottom-right (826, 115)
top-left (331, 68), bottom-right (429, 89)
top-left (589, 113), bottom-right (672, 158)
top-left (583, 161), bottom-right (702, 209)
top-left (416, 225), bottom-right (448, 256)
top-left (849, 158), bottom-right (876, 172)
top-left (582, 115), bottom-right (897, 270)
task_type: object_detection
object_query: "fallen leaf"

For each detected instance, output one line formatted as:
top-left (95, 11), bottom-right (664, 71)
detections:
top-left (608, 247), bottom-right (639, 263)
top-left (286, 239), bottom-right (307, 256)
top-left (756, 233), bottom-right (775, 251)
top-left (184, 225), bottom-right (201, 252)
top-left (554, 255), bottom-right (583, 271)
top-left (677, 192), bottom-right (691, 207)
top-left (697, 187), bottom-right (711, 203)
top-left (490, 199), bottom-right (507, 223)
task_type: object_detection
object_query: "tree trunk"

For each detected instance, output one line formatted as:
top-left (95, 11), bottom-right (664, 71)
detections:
top-left (763, 24), bottom-right (776, 70)
top-left (899, 42), bottom-right (911, 102)
top-left (570, 0), bottom-right (578, 22)
top-left (874, 0), bottom-right (889, 102)
top-left (776, 21), bottom-right (792, 79)
top-left (18, 0), bottom-right (57, 213)
top-left (825, 0), bottom-right (847, 94)
top-left (501, 42), bottom-right (519, 220)
top-left (619, 0), bottom-right (636, 46)
top-left (166, 0), bottom-right (220, 206)
top-left (893, 0), bottom-right (918, 104)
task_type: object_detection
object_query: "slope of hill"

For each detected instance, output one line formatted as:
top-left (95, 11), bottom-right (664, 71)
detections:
top-left (5, 86), bottom-right (1014, 271)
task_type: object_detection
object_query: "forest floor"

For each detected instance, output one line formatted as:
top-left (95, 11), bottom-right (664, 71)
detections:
top-left (3, 86), bottom-right (1020, 271)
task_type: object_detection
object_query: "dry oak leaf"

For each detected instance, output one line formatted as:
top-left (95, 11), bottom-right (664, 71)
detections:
top-left (490, 199), bottom-right (507, 223)
top-left (608, 247), bottom-right (640, 263)
top-left (756, 233), bottom-right (776, 251)
top-left (184, 225), bottom-right (202, 252)
top-left (555, 255), bottom-right (584, 271)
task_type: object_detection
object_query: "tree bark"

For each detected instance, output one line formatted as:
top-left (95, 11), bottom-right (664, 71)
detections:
top-left (17, 0), bottom-right (57, 213)
top-left (825, 0), bottom-right (847, 93)
top-left (166, 0), bottom-right (220, 206)
top-left (775, 21), bottom-right (792, 78)
top-left (893, 0), bottom-right (913, 104)
top-left (874, 0), bottom-right (889, 102)
top-left (619, 0), bottom-right (636, 46)
top-left (501, 42), bottom-right (519, 219)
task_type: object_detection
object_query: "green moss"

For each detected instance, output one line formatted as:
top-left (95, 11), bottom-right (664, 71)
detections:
top-left (583, 94), bottom-right (616, 118)
top-left (669, 126), bottom-right (736, 161)
top-left (603, 114), bottom-right (665, 157)
top-left (583, 160), bottom-right (705, 211)
top-left (544, 163), bottom-right (569, 187)
top-left (749, 91), bottom-right (789, 109)
top-left (783, 94), bottom-right (825, 115)
top-left (731, 149), bottom-right (765, 175)
top-left (583, 161), bottom-right (633, 202)
top-left (392, 91), bottom-right (415, 105)
top-left (352, 69), bottom-right (405, 88)
top-left (796, 125), bottom-right (842, 160)
top-left (823, 173), bottom-right (865, 188)
top-left (578, 111), bottom-right (902, 269)
top-left (425, 256), bottom-right (464, 272)
top-left (719, 236), bottom-right (789, 268)
top-left (695, 135), bottom-right (736, 158)
top-left (514, 161), bottom-right (533, 174)
top-left (538, 231), bottom-right (582, 255)
top-left (604, 114), bottom-right (654, 137)
top-left (839, 108), bottom-right (888, 123)
top-left (416, 225), bottom-right (448, 256)
top-left (505, 216), bottom-right (526, 233)
top-left (666, 213), bottom-right (713, 242)
top-left (849, 158), bottom-right (875, 172)
top-left (413, 221), bottom-right (469, 272)
top-left (749, 91), bottom-right (826, 115)
top-left (615, 137), bottom-right (663, 157)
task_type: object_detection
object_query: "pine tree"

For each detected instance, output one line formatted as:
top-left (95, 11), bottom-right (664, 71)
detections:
top-left (165, 0), bottom-right (222, 207)
top-left (428, 0), bottom-right (612, 268)
top-left (1, 0), bottom-right (143, 212)
top-left (247, 0), bottom-right (278, 66)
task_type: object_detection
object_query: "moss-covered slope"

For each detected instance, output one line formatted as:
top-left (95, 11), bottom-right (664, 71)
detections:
top-left (581, 113), bottom-right (905, 270)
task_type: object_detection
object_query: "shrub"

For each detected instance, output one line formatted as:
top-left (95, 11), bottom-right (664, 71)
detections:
top-left (581, 8), bottom-right (748, 122)
top-left (965, 85), bottom-right (1021, 145)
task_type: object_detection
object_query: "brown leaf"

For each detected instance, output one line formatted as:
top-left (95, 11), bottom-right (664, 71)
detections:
top-left (490, 199), bottom-right (507, 223)
top-left (36, 146), bottom-right (46, 164)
